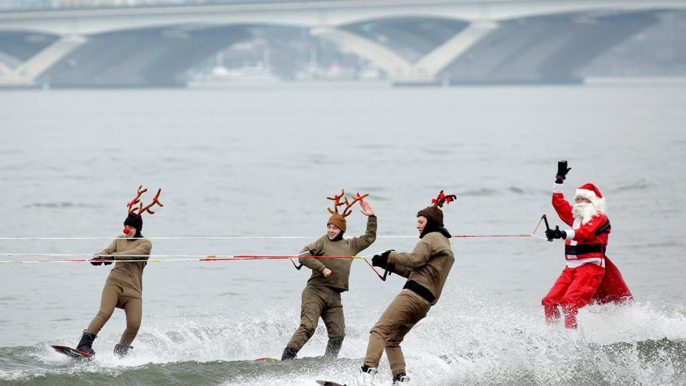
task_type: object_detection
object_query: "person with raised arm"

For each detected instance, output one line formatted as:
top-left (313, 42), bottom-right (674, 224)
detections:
top-left (281, 190), bottom-right (376, 361)
top-left (542, 161), bottom-right (632, 329)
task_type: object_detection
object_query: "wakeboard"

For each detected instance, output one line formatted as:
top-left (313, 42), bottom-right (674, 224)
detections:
top-left (316, 381), bottom-right (344, 386)
top-left (51, 345), bottom-right (94, 359)
top-left (254, 357), bottom-right (280, 362)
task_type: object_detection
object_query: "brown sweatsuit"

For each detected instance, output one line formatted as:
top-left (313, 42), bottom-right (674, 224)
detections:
top-left (285, 215), bottom-right (377, 352)
top-left (364, 231), bottom-right (454, 376)
top-left (86, 236), bottom-right (151, 346)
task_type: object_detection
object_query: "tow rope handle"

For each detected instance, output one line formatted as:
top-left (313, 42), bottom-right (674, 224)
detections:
top-left (542, 214), bottom-right (553, 242)
top-left (290, 258), bottom-right (303, 270)
top-left (289, 249), bottom-right (316, 270)
top-left (290, 253), bottom-right (388, 281)
top-left (362, 257), bottom-right (390, 281)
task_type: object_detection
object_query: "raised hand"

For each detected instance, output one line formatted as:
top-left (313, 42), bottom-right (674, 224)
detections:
top-left (556, 160), bottom-right (571, 183)
top-left (360, 200), bottom-right (374, 216)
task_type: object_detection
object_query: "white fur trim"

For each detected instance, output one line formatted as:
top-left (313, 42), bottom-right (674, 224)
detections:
top-left (565, 229), bottom-right (575, 240)
top-left (566, 258), bottom-right (604, 268)
top-left (575, 188), bottom-right (597, 201)
top-left (575, 189), bottom-right (606, 214)
top-left (553, 183), bottom-right (564, 194)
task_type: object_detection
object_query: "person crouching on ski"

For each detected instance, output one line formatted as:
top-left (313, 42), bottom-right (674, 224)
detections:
top-left (280, 190), bottom-right (376, 361)
top-left (353, 190), bottom-right (456, 386)
top-left (76, 186), bottom-right (162, 357)
top-left (542, 161), bottom-right (632, 329)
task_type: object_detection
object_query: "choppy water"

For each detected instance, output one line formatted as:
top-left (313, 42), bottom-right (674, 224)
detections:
top-left (1, 82), bottom-right (685, 385)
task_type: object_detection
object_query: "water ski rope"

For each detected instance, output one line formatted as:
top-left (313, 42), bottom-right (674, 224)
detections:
top-left (0, 251), bottom-right (392, 281)
top-left (0, 216), bottom-right (547, 241)
top-left (0, 254), bottom-right (372, 262)
top-left (0, 216), bottom-right (548, 281)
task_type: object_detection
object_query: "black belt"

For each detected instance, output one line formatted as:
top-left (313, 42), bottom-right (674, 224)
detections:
top-left (403, 280), bottom-right (435, 303)
top-left (565, 243), bottom-right (606, 256)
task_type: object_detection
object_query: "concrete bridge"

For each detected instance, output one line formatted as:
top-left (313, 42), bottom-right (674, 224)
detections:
top-left (0, 0), bottom-right (684, 88)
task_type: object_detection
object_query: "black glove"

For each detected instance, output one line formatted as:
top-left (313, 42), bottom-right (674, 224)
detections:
top-left (90, 255), bottom-right (114, 266)
top-left (545, 226), bottom-right (567, 240)
top-left (556, 160), bottom-right (571, 183)
top-left (371, 250), bottom-right (394, 269)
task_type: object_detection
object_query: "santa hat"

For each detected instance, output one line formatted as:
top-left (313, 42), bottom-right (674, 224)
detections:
top-left (575, 183), bottom-right (606, 213)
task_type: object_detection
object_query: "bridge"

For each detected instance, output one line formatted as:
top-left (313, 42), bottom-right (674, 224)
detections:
top-left (0, 0), bottom-right (684, 88)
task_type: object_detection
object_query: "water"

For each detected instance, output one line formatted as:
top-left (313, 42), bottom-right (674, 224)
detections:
top-left (1, 82), bottom-right (685, 385)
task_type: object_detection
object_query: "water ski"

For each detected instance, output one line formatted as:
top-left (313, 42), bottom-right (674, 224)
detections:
top-left (316, 381), bottom-right (344, 386)
top-left (51, 345), bottom-right (94, 359)
top-left (254, 357), bottom-right (280, 362)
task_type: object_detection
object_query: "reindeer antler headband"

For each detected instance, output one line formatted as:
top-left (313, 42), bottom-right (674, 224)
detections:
top-left (431, 190), bottom-right (457, 208)
top-left (126, 185), bottom-right (164, 216)
top-left (327, 189), bottom-right (369, 217)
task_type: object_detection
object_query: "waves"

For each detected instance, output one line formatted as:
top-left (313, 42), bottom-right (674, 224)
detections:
top-left (1, 297), bottom-right (685, 386)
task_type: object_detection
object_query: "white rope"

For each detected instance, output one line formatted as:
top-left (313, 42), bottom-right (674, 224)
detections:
top-left (0, 235), bottom-right (418, 241)
top-left (0, 253), bottom-right (219, 257)
top-left (0, 251), bottom-right (382, 264)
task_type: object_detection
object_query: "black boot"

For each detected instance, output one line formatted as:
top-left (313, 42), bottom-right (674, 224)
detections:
top-left (76, 331), bottom-right (97, 355)
top-left (114, 344), bottom-right (133, 358)
top-left (324, 338), bottom-right (343, 359)
top-left (392, 372), bottom-right (410, 385)
top-left (280, 346), bottom-right (298, 361)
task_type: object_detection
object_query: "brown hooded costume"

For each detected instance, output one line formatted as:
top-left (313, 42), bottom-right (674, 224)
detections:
top-left (362, 191), bottom-right (456, 381)
top-left (77, 186), bottom-right (162, 358)
top-left (282, 190), bottom-right (377, 360)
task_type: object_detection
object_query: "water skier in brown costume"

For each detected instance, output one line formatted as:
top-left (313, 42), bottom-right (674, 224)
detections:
top-left (351, 190), bottom-right (456, 386)
top-left (281, 190), bottom-right (377, 360)
top-left (76, 186), bottom-right (162, 357)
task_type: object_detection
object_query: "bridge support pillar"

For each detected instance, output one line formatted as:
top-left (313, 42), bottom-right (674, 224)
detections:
top-left (0, 34), bottom-right (87, 87)
top-left (312, 21), bottom-right (498, 85)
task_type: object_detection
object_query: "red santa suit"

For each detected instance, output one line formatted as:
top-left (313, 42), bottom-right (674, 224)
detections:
top-left (542, 183), bottom-right (633, 329)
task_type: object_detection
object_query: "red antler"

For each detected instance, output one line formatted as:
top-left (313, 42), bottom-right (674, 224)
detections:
top-left (136, 188), bottom-right (164, 215)
top-left (342, 192), bottom-right (369, 217)
top-left (327, 189), bottom-right (346, 215)
top-left (432, 190), bottom-right (457, 208)
top-left (127, 185), bottom-right (148, 214)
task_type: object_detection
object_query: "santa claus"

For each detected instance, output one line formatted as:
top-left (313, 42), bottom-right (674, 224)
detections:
top-left (542, 160), bottom-right (633, 329)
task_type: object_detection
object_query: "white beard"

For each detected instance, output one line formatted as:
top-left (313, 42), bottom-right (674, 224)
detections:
top-left (572, 202), bottom-right (599, 224)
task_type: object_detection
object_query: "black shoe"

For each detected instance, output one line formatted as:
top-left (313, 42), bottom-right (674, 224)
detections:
top-left (392, 371), bottom-right (410, 385)
top-left (114, 344), bottom-right (133, 358)
top-left (76, 331), bottom-right (97, 355)
top-left (280, 346), bottom-right (298, 360)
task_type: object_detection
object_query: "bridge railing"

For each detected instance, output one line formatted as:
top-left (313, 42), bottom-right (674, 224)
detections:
top-left (0, 0), bottom-right (331, 11)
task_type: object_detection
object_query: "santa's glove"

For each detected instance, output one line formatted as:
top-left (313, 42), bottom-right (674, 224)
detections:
top-left (556, 160), bottom-right (571, 183)
top-left (545, 226), bottom-right (567, 240)
top-left (372, 250), bottom-right (394, 269)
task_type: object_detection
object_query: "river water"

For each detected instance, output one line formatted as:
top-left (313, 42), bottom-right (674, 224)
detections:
top-left (1, 82), bottom-right (685, 385)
